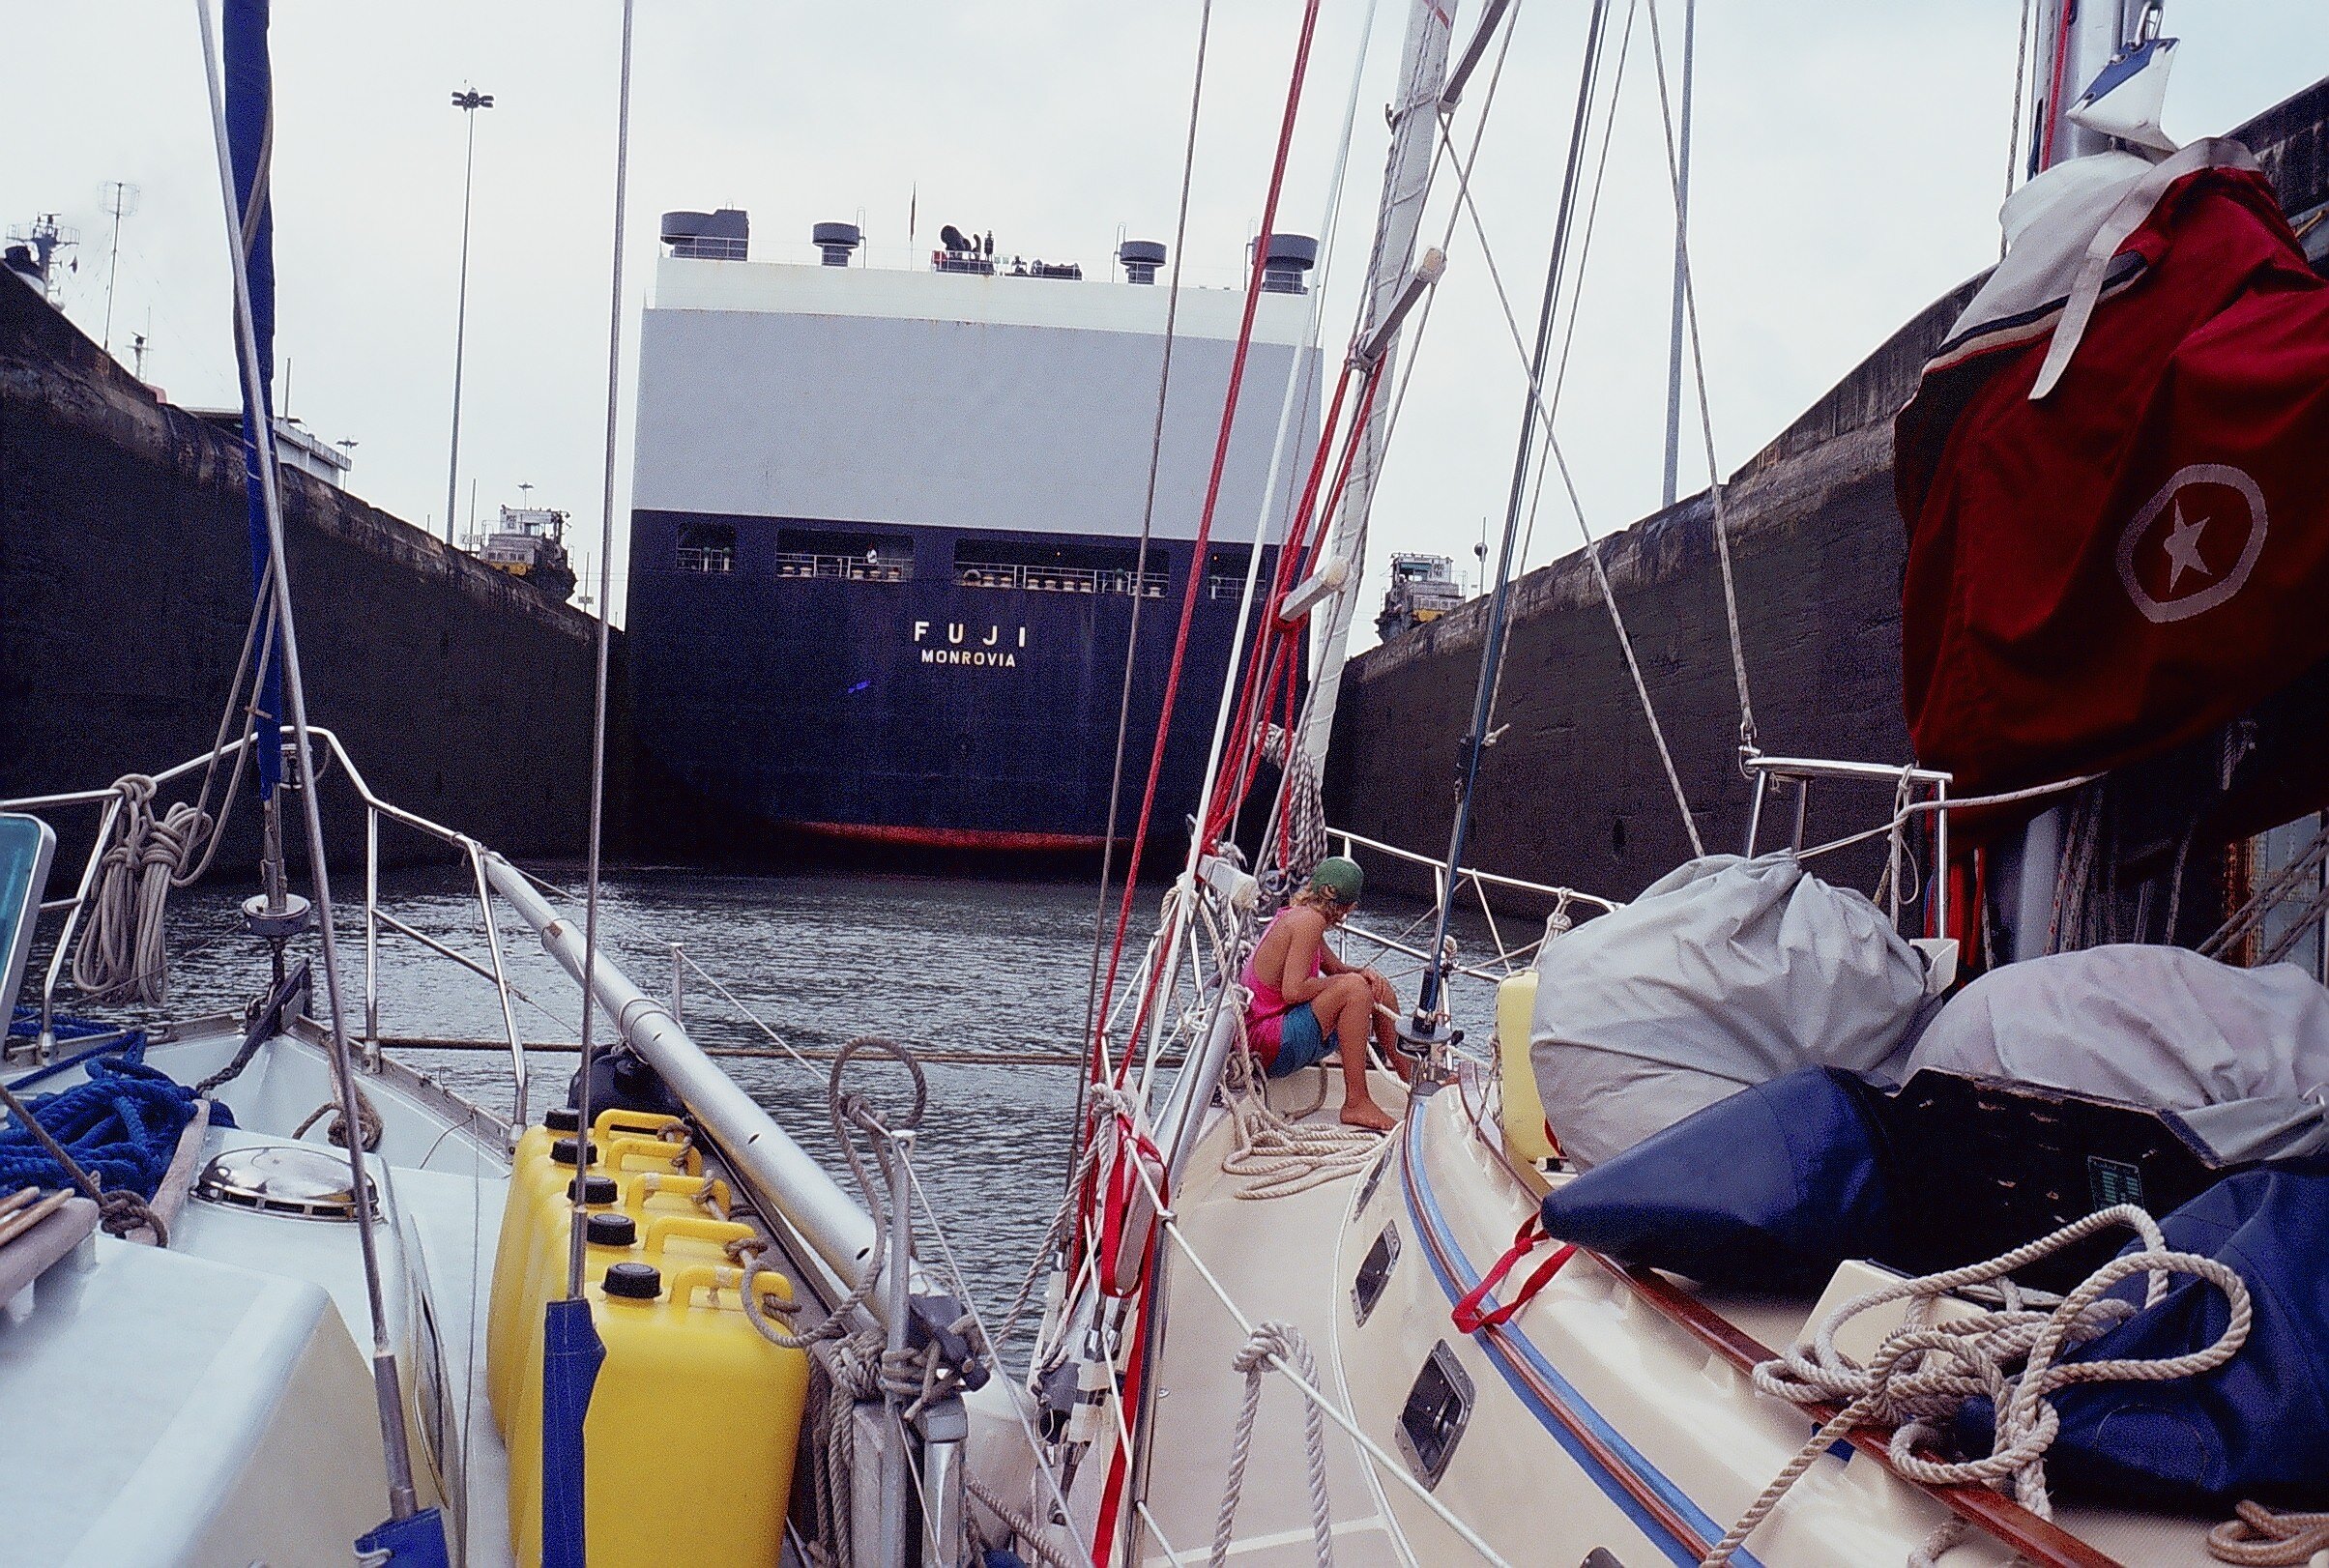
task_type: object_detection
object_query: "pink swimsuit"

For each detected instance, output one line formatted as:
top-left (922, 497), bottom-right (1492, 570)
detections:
top-left (1240, 911), bottom-right (1322, 1064)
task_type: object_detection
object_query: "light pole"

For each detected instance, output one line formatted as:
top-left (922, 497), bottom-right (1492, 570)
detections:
top-left (445, 86), bottom-right (494, 546)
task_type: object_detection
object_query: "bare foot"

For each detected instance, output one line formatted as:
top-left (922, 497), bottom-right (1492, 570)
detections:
top-left (1341, 1096), bottom-right (1398, 1132)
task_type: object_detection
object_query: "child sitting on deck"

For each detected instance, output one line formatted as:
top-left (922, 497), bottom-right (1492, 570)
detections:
top-left (1239, 857), bottom-right (1406, 1131)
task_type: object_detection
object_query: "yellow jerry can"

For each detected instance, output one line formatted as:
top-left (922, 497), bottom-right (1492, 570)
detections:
top-left (509, 1260), bottom-right (809, 1567)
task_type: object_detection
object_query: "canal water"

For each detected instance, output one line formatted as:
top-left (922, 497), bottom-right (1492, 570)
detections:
top-left (73, 864), bottom-right (1510, 1324)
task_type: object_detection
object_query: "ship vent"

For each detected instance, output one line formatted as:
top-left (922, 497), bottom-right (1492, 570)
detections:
top-left (661, 208), bottom-right (749, 260)
top-left (1257, 233), bottom-right (1317, 295)
top-left (1119, 240), bottom-right (1166, 285)
top-left (812, 221), bottom-right (861, 267)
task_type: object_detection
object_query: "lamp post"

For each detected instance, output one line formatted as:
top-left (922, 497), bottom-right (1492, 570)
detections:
top-left (445, 86), bottom-right (494, 546)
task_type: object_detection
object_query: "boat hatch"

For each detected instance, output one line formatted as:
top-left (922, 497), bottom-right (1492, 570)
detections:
top-left (195, 1145), bottom-right (380, 1222)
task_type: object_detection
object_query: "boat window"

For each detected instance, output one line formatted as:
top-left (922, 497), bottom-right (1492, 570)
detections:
top-left (1396, 1340), bottom-right (1474, 1490)
top-left (1397, 1342), bottom-right (1471, 1481)
top-left (676, 524), bottom-right (736, 575)
top-left (1352, 1222), bottom-right (1400, 1326)
top-left (1204, 547), bottom-right (1254, 601)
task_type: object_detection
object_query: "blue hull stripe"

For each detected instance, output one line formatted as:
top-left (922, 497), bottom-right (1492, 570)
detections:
top-left (1398, 1108), bottom-right (1764, 1568)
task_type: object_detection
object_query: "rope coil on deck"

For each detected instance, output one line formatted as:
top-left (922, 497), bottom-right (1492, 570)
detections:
top-left (2206, 1502), bottom-right (2329, 1566)
top-left (1702, 1205), bottom-right (2253, 1568)
top-left (1211, 1320), bottom-right (1335, 1568)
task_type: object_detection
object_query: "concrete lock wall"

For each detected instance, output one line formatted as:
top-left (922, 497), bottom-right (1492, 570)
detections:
top-left (1326, 77), bottom-right (2329, 905)
top-left (1, 276), bottom-right (623, 878)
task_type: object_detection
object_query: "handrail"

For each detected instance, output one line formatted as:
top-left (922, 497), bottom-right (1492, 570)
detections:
top-left (2, 730), bottom-right (889, 1322)
top-left (1, 728), bottom-right (532, 1124)
top-left (1326, 825), bottom-right (1623, 913)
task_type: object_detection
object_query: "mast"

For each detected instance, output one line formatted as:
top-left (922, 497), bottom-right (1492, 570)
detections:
top-left (2001, 0), bottom-right (2155, 963)
top-left (1408, 0), bottom-right (1612, 1042)
top-left (1659, 0), bottom-right (1695, 510)
top-left (2036, 0), bottom-right (2149, 170)
top-left (1294, 0), bottom-right (1458, 765)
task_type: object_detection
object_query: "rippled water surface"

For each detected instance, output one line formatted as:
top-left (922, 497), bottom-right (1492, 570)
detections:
top-left (58, 864), bottom-right (1505, 1316)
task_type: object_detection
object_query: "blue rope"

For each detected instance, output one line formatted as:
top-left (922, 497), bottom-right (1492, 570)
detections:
top-left (8, 1004), bottom-right (122, 1043)
top-left (1, 1009), bottom-right (223, 1200)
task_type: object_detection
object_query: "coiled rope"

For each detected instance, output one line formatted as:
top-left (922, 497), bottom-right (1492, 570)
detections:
top-left (2207, 1502), bottom-right (2329, 1566)
top-left (70, 776), bottom-right (217, 1006)
top-left (1211, 1320), bottom-right (1335, 1568)
top-left (1260, 724), bottom-right (1329, 889)
top-left (0, 1047), bottom-right (185, 1244)
top-left (1702, 1205), bottom-right (2252, 1568)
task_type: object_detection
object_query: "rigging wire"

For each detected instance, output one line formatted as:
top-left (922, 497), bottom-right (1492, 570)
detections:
top-left (1645, 0), bottom-right (1758, 761)
top-left (1251, 0), bottom-right (1525, 876)
top-left (1082, 0), bottom-right (1328, 1103)
top-left (193, 0), bottom-right (419, 1520)
top-left (1413, 0), bottom-right (1620, 1028)
top-left (2005, 0), bottom-right (2039, 256)
top-left (1488, 0), bottom-right (1639, 730)
top-left (568, 0), bottom-right (638, 1302)
top-left (1075, 0), bottom-right (1218, 1175)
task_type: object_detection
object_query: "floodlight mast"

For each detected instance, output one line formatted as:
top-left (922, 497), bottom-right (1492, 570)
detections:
top-left (444, 86), bottom-right (495, 545)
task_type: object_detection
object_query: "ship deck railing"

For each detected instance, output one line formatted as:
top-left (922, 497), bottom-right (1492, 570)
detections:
top-left (773, 551), bottom-right (912, 583)
top-left (957, 561), bottom-right (1168, 596)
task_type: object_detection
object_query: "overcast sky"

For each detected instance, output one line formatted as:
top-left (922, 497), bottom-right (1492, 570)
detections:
top-left (9, 2), bottom-right (2321, 637)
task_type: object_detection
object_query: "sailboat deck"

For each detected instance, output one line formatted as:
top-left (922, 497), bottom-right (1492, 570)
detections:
top-left (1136, 1066), bottom-right (1412, 1567)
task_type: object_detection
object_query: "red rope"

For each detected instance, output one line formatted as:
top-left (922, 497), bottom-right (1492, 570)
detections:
top-left (1083, 0), bottom-right (1326, 1107)
top-left (2037, 0), bottom-right (2077, 170)
top-left (1199, 367), bottom-right (1353, 847)
top-left (1207, 365), bottom-right (1382, 847)
top-left (1450, 1217), bottom-right (1577, 1334)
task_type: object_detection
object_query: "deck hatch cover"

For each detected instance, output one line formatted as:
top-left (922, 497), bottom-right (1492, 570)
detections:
top-left (1352, 1221), bottom-right (1401, 1326)
top-left (1395, 1340), bottom-right (1474, 1490)
top-left (195, 1145), bottom-right (378, 1221)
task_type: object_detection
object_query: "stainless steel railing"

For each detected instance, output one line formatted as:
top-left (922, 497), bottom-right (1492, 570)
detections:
top-left (1324, 824), bottom-right (1622, 981)
top-left (2, 730), bottom-right (892, 1321)
top-left (1, 728), bottom-right (535, 1127)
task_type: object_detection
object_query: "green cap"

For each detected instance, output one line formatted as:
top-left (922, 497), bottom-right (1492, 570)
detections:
top-left (1309, 856), bottom-right (1364, 906)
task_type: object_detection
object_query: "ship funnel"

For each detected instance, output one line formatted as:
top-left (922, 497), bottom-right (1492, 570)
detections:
top-left (1256, 233), bottom-right (1317, 295)
top-left (812, 221), bottom-right (862, 267)
top-left (660, 208), bottom-right (749, 260)
top-left (1118, 239), bottom-right (1166, 285)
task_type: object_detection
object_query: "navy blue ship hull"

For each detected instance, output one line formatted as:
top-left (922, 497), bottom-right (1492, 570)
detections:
top-left (626, 511), bottom-right (1276, 856)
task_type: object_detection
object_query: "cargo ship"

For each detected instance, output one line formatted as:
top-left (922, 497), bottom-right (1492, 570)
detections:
top-left (626, 210), bottom-right (1323, 857)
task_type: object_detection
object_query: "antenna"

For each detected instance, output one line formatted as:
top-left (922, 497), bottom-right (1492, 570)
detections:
top-left (99, 180), bottom-right (140, 353)
top-left (519, 480), bottom-right (535, 508)
top-left (131, 333), bottom-right (150, 380)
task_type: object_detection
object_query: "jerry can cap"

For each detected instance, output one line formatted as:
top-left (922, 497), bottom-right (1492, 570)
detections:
top-left (604, 1262), bottom-right (661, 1300)
top-left (549, 1137), bottom-right (597, 1167)
top-left (544, 1106), bottom-right (581, 1132)
top-left (569, 1174), bottom-right (620, 1205)
top-left (587, 1212), bottom-right (639, 1247)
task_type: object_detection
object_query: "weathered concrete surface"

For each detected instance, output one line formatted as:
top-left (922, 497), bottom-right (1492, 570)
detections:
top-left (0, 276), bottom-right (625, 874)
top-left (1327, 77), bottom-right (2329, 903)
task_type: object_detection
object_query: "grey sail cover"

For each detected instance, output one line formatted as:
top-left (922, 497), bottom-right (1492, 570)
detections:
top-left (1904, 944), bottom-right (2329, 1162)
top-left (1530, 854), bottom-right (1929, 1169)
